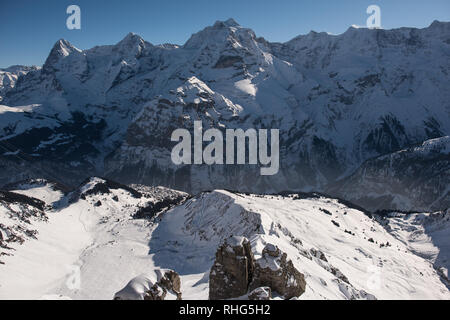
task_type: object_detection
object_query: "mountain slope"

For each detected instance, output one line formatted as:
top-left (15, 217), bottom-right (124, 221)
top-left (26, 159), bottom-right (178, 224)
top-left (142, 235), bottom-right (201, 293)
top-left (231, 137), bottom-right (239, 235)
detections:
top-left (380, 210), bottom-right (450, 289)
top-left (148, 190), bottom-right (449, 299)
top-left (0, 66), bottom-right (40, 102)
top-left (329, 136), bottom-right (450, 211)
top-left (0, 190), bottom-right (48, 265)
top-left (0, 183), bottom-right (448, 299)
top-left (0, 20), bottom-right (449, 210)
top-left (0, 177), bottom-right (188, 298)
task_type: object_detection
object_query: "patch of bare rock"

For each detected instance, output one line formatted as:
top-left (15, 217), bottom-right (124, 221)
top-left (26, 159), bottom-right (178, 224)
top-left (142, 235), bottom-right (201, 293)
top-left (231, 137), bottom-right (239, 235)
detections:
top-left (209, 236), bottom-right (306, 300)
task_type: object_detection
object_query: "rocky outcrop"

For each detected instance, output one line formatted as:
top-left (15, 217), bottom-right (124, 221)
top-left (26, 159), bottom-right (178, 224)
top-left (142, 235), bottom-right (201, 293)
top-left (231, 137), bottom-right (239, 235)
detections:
top-left (249, 244), bottom-right (306, 299)
top-left (209, 237), bottom-right (306, 300)
top-left (0, 190), bottom-right (48, 263)
top-left (209, 236), bottom-right (255, 300)
top-left (334, 279), bottom-right (376, 300)
top-left (114, 269), bottom-right (182, 300)
top-left (145, 270), bottom-right (182, 300)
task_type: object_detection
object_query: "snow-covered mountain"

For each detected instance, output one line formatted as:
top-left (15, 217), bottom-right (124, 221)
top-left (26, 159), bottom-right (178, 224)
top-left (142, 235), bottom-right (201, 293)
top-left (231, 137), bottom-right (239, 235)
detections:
top-left (0, 179), bottom-right (448, 299)
top-left (329, 136), bottom-right (450, 211)
top-left (0, 19), bottom-right (449, 211)
top-left (0, 66), bottom-right (40, 102)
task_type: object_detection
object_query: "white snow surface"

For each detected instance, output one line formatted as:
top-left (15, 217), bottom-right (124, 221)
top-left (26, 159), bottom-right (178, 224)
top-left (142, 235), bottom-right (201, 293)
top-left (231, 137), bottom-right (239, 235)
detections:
top-left (10, 182), bottom-right (64, 206)
top-left (383, 211), bottom-right (450, 286)
top-left (0, 185), bottom-right (448, 300)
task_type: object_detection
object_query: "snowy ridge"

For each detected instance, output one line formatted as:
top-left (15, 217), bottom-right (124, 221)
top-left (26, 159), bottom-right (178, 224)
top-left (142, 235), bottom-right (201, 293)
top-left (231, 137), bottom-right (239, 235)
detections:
top-left (150, 190), bottom-right (449, 299)
top-left (3, 178), bottom-right (69, 206)
top-left (0, 177), bottom-right (189, 298)
top-left (1, 183), bottom-right (448, 299)
top-left (0, 190), bottom-right (48, 264)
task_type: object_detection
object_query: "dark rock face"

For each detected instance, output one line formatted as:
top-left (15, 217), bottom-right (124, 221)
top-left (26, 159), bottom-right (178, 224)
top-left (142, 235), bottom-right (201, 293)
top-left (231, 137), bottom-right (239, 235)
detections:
top-left (328, 136), bottom-right (450, 212)
top-left (145, 270), bottom-right (182, 300)
top-left (310, 248), bottom-right (328, 262)
top-left (78, 177), bottom-right (142, 200)
top-left (209, 238), bottom-right (306, 300)
top-left (145, 285), bottom-right (167, 300)
top-left (249, 244), bottom-right (306, 299)
top-left (214, 55), bottom-right (244, 68)
top-left (133, 194), bottom-right (189, 219)
top-left (209, 236), bottom-right (255, 300)
top-left (159, 269), bottom-right (182, 299)
top-left (0, 190), bottom-right (46, 211)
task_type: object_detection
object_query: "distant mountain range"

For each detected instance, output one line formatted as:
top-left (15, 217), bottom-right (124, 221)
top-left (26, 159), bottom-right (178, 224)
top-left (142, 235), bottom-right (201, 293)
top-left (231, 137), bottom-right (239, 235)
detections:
top-left (0, 19), bottom-right (449, 211)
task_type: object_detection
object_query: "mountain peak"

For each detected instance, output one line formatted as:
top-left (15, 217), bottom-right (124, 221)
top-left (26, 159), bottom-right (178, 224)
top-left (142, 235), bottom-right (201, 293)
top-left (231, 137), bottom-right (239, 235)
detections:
top-left (430, 20), bottom-right (443, 27)
top-left (116, 32), bottom-right (146, 47)
top-left (114, 32), bottom-right (149, 59)
top-left (183, 18), bottom-right (255, 50)
top-left (42, 39), bottom-right (80, 72)
top-left (51, 39), bottom-right (80, 56)
top-left (213, 18), bottom-right (240, 28)
top-left (122, 32), bottom-right (143, 41)
top-left (428, 20), bottom-right (450, 30)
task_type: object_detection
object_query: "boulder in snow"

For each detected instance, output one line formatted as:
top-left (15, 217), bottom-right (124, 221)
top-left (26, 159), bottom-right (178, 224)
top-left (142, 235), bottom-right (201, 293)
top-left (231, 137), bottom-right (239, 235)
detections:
top-left (114, 269), bottom-right (182, 300)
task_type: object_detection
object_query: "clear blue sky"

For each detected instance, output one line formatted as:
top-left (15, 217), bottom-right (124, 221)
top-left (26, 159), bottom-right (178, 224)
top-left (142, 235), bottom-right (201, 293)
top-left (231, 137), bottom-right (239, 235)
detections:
top-left (1, 0), bottom-right (449, 68)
